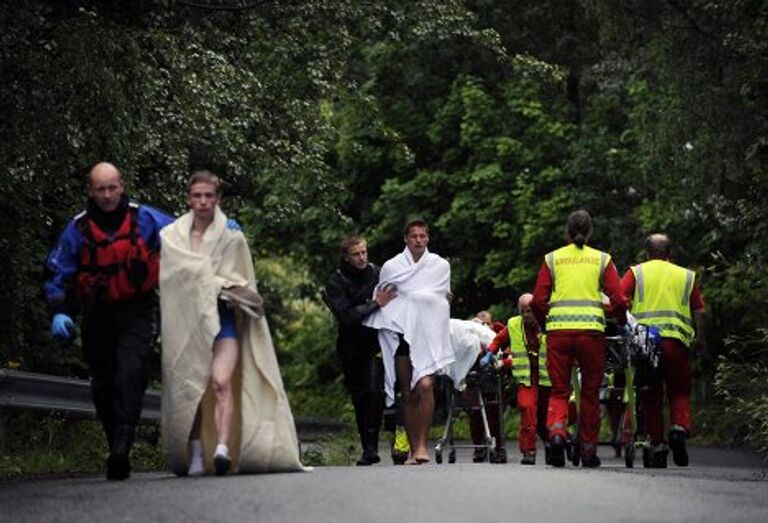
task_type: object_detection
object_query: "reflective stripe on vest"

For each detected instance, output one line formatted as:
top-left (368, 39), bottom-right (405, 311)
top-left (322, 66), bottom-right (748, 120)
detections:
top-left (544, 244), bottom-right (608, 332)
top-left (631, 259), bottom-right (695, 346)
top-left (507, 316), bottom-right (550, 387)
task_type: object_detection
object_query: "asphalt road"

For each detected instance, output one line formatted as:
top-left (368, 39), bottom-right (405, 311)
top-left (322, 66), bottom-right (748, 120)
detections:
top-left (1, 445), bottom-right (766, 523)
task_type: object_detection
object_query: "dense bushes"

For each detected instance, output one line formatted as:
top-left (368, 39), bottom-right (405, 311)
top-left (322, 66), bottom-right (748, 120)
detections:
top-left (1, 1), bottom-right (767, 457)
top-left (715, 330), bottom-right (768, 455)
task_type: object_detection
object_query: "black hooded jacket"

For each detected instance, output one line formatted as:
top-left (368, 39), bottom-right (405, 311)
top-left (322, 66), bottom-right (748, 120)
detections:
top-left (323, 262), bottom-right (381, 355)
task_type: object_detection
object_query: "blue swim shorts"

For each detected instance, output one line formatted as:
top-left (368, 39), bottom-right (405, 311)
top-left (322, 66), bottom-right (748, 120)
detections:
top-left (215, 300), bottom-right (238, 341)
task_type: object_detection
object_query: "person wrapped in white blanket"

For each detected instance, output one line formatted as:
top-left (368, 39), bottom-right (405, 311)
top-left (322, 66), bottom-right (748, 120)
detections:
top-left (363, 219), bottom-right (454, 464)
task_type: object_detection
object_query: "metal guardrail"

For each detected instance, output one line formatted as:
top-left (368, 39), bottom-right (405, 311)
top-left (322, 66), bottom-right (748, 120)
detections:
top-left (0, 369), bottom-right (344, 440)
top-left (0, 369), bottom-right (161, 422)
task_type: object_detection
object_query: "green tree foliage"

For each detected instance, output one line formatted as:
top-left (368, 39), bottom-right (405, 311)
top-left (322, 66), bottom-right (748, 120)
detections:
top-left (0, 0), bottom-right (346, 367)
top-left (1, 0), bottom-right (486, 367)
top-left (2, 0), bottom-right (767, 453)
top-left (0, 0), bottom-right (500, 422)
top-left (576, 1), bottom-right (768, 448)
top-left (716, 330), bottom-right (768, 454)
top-left (254, 254), bottom-right (344, 416)
top-left (365, 73), bottom-right (578, 315)
top-left (328, 0), bottom-right (768, 449)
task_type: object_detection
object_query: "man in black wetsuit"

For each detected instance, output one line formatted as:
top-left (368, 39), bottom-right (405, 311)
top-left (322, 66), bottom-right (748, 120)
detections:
top-left (324, 235), bottom-right (396, 465)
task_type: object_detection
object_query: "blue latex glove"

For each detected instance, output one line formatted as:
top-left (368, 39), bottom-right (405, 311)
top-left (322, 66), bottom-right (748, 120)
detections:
top-left (480, 351), bottom-right (495, 367)
top-left (647, 325), bottom-right (661, 347)
top-left (226, 218), bottom-right (242, 231)
top-left (51, 313), bottom-right (75, 340)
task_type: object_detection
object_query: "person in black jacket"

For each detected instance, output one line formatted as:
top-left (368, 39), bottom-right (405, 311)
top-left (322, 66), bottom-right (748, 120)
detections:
top-left (324, 234), bottom-right (397, 465)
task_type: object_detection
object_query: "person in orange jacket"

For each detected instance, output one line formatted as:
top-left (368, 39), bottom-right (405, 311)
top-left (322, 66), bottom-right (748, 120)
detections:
top-left (531, 210), bottom-right (627, 467)
top-left (484, 293), bottom-right (551, 465)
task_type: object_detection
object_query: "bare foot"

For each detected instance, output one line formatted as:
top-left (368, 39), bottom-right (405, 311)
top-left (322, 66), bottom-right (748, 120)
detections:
top-left (404, 453), bottom-right (423, 465)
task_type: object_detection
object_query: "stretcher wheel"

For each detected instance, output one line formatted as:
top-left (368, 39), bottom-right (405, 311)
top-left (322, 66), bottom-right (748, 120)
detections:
top-left (448, 449), bottom-right (456, 464)
top-left (435, 450), bottom-right (443, 464)
top-left (625, 444), bottom-right (635, 468)
top-left (642, 446), bottom-right (652, 468)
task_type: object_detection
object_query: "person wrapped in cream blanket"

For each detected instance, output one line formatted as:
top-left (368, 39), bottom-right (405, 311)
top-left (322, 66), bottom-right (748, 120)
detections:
top-left (160, 171), bottom-right (303, 476)
top-left (363, 219), bottom-right (453, 464)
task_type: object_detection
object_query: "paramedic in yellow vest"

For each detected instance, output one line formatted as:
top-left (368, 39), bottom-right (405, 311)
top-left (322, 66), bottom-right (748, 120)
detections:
top-left (531, 210), bottom-right (627, 468)
top-left (485, 293), bottom-right (551, 465)
top-left (621, 233), bottom-right (706, 467)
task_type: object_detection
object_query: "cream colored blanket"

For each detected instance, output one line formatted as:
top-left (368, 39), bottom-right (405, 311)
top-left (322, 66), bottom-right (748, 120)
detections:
top-left (159, 207), bottom-right (303, 475)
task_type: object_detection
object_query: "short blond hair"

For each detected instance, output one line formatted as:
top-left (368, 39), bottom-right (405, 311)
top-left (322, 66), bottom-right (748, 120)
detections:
top-left (186, 170), bottom-right (222, 195)
top-left (340, 234), bottom-right (366, 256)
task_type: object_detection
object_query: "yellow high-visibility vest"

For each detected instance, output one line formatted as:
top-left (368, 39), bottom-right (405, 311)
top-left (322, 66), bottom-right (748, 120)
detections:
top-left (507, 315), bottom-right (550, 387)
top-left (630, 259), bottom-right (695, 346)
top-left (545, 244), bottom-right (609, 332)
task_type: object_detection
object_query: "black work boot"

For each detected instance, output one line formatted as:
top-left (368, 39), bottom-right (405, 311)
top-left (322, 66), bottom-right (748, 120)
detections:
top-left (520, 452), bottom-right (536, 465)
top-left (580, 443), bottom-right (601, 468)
top-left (581, 453), bottom-right (601, 468)
top-left (106, 425), bottom-right (133, 481)
top-left (357, 449), bottom-right (381, 466)
top-left (490, 447), bottom-right (508, 464)
top-left (357, 428), bottom-right (381, 466)
top-left (668, 427), bottom-right (689, 467)
top-left (357, 445), bottom-right (381, 466)
top-left (548, 434), bottom-right (566, 467)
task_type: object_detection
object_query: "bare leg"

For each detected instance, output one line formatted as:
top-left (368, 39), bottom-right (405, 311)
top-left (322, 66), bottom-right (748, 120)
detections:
top-left (396, 355), bottom-right (419, 464)
top-left (412, 375), bottom-right (435, 462)
top-left (212, 337), bottom-right (238, 445)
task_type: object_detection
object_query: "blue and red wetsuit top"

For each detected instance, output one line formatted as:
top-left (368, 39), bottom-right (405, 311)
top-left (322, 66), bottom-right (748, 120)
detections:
top-left (44, 198), bottom-right (174, 315)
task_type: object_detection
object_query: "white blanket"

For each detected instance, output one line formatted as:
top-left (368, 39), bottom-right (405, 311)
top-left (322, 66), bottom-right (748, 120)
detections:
top-left (363, 248), bottom-right (453, 406)
top-left (447, 319), bottom-right (496, 390)
top-left (159, 207), bottom-right (303, 475)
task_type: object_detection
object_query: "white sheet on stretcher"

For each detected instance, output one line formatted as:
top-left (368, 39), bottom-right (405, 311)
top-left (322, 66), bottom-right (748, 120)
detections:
top-left (446, 319), bottom-right (497, 390)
